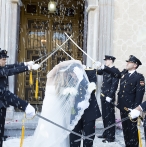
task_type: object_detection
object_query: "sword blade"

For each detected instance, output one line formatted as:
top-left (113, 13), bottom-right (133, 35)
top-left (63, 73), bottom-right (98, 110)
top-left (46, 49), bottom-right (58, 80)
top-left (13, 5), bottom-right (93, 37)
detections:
top-left (34, 35), bottom-right (72, 64)
top-left (55, 42), bottom-right (75, 60)
top-left (36, 114), bottom-right (93, 141)
top-left (74, 116), bottom-right (130, 142)
top-left (34, 52), bottom-right (52, 63)
top-left (39, 36), bottom-right (72, 65)
top-left (101, 93), bottom-right (144, 121)
top-left (64, 32), bottom-right (95, 62)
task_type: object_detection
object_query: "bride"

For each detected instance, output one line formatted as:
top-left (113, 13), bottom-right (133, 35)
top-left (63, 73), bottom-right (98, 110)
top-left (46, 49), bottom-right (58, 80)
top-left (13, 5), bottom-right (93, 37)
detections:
top-left (3, 60), bottom-right (96, 147)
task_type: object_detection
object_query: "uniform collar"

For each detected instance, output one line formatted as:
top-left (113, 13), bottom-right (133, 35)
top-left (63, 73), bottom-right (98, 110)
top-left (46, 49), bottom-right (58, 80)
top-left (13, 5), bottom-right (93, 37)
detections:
top-left (108, 65), bottom-right (114, 68)
top-left (128, 70), bottom-right (136, 75)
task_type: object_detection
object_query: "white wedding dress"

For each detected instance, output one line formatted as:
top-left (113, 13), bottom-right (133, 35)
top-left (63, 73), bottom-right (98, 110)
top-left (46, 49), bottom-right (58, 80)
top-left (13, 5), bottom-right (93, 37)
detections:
top-left (3, 60), bottom-right (94, 147)
top-left (3, 86), bottom-right (69, 147)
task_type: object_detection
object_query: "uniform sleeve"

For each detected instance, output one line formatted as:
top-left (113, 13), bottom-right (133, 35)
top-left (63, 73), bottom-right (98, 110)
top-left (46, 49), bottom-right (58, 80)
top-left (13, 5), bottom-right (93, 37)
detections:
top-left (85, 69), bottom-right (97, 83)
top-left (104, 66), bottom-right (122, 78)
top-left (107, 76), bottom-right (119, 98)
top-left (5, 63), bottom-right (25, 69)
top-left (0, 66), bottom-right (29, 77)
top-left (140, 101), bottom-right (146, 112)
top-left (134, 75), bottom-right (145, 108)
top-left (96, 69), bottom-right (103, 75)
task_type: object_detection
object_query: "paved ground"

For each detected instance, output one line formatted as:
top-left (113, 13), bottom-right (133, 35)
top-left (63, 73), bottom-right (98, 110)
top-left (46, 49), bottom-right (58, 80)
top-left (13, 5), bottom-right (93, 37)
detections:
top-left (3, 112), bottom-right (146, 147)
top-left (93, 128), bottom-right (145, 147)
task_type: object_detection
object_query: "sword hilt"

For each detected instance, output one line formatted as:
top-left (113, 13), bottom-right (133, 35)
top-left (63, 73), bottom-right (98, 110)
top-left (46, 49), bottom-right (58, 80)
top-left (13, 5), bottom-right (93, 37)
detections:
top-left (125, 107), bottom-right (143, 122)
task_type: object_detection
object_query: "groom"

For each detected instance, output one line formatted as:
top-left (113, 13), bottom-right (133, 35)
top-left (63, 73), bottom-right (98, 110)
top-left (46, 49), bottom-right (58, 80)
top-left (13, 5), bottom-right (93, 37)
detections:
top-left (70, 67), bottom-right (101, 147)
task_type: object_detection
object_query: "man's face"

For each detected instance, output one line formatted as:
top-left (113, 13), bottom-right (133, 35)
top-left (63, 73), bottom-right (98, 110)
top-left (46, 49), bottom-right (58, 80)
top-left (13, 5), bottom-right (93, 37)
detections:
top-left (105, 59), bottom-right (112, 66)
top-left (126, 61), bottom-right (137, 70)
top-left (0, 58), bottom-right (7, 67)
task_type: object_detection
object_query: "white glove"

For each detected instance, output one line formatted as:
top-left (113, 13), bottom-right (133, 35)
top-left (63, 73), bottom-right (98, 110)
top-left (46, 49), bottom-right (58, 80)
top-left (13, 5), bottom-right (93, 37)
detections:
top-left (82, 65), bottom-right (90, 69)
top-left (94, 61), bottom-right (101, 68)
top-left (24, 61), bottom-right (35, 66)
top-left (129, 109), bottom-right (140, 119)
top-left (25, 104), bottom-right (35, 118)
top-left (73, 66), bottom-right (83, 82)
top-left (101, 64), bottom-right (105, 69)
top-left (128, 108), bottom-right (132, 111)
top-left (106, 96), bottom-right (112, 103)
top-left (31, 64), bottom-right (41, 70)
top-left (82, 65), bottom-right (86, 69)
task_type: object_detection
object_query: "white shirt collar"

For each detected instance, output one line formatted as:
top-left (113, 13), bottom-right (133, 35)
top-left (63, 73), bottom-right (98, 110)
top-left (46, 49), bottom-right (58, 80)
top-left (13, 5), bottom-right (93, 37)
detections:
top-left (128, 70), bottom-right (136, 75)
top-left (109, 65), bottom-right (114, 68)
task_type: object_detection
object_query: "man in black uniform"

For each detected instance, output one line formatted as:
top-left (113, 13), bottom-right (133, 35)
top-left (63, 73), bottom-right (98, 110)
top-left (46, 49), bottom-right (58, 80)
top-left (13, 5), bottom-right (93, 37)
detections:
top-left (101, 55), bottom-right (145, 147)
top-left (0, 49), bottom-right (40, 147)
top-left (96, 55), bottom-right (119, 143)
top-left (70, 66), bottom-right (101, 147)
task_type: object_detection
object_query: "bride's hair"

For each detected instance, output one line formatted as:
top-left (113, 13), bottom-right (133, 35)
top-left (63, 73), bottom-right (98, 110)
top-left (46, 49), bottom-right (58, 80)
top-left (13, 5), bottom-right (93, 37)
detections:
top-left (54, 63), bottom-right (81, 95)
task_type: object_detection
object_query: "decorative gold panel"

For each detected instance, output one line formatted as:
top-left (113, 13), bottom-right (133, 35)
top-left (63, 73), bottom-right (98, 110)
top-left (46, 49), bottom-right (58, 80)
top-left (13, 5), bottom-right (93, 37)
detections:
top-left (18, 0), bottom-right (84, 104)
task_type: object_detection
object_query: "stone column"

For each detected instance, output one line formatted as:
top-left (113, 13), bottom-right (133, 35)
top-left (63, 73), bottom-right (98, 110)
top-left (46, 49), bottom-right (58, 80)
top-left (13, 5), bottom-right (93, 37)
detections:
top-left (5, 0), bottom-right (22, 121)
top-left (86, 0), bottom-right (101, 106)
top-left (98, 0), bottom-right (114, 59)
top-left (86, 0), bottom-right (99, 67)
top-left (82, 0), bottom-right (88, 64)
top-left (9, 0), bottom-right (22, 93)
top-left (86, 0), bottom-right (114, 108)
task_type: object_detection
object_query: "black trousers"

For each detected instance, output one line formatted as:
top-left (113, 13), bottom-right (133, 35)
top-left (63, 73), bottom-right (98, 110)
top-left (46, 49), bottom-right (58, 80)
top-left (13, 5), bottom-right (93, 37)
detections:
top-left (101, 100), bottom-right (115, 140)
top-left (120, 111), bottom-right (138, 147)
top-left (70, 118), bottom-right (95, 147)
top-left (0, 91), bottom-right (28, 147)
top-left (0, 107), bottom-right (6, 147)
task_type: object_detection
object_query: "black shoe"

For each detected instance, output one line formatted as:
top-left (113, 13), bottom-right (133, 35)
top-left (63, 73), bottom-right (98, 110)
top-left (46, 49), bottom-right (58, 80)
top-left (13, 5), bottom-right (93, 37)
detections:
top-left (97, 135), bottom-right (106, 138)
top-left (102, 139), bottom-right (115, 143)
top-left (3, 136), bottom-right (8, 141)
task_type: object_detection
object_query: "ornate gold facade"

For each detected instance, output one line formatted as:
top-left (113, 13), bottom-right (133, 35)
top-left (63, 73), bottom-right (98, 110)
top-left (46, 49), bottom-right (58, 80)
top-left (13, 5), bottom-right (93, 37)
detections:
top-left (17, 0), bottom-right (84, 104)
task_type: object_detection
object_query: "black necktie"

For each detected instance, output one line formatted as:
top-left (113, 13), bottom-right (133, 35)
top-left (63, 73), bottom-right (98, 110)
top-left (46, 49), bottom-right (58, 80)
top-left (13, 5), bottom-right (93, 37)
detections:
top-left (128, 73), bottom-right (131, 77)
top-left (125, 73), bottom-right (130, 78)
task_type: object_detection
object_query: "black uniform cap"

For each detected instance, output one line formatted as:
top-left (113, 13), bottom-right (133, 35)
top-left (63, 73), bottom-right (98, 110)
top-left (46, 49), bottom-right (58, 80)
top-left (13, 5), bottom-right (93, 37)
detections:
top-left (103, 55), bottom-right (116, 62)
top-left (126, 55), bottom-right (142, 65)
top-left (0, 49), bottom-right (9, 58)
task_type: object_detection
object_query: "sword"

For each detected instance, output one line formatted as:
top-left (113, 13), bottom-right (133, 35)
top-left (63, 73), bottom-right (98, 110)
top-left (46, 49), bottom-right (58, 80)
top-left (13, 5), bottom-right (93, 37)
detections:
top-left (74, 116), bottom-right (130, 142)
top-left (101, 93), bottom-right (143, 121)
top-left (34, 51), bottom-right (53, 63)
top-left (75, 93), bottom-right (144, 142)
top-left (64, 33), bottom-right (95, 63)
top-left (55, 42), bottom-right (75, 60)
top-left (100, 93), bottom-right (118, 108)
top-left (36, 114), bottom-right (93, 141)
top-left (38, 35), bottom-right (72, 65)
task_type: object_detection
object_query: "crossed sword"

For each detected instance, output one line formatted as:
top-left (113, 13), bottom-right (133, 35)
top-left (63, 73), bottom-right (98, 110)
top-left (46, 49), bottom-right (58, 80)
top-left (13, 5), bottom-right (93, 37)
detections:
top-left (32, 34), bottom-right (134, 142)
top-left (34, 32), bottom-right (95, 65)
top-left (36, 114), bottom-right (130, 142)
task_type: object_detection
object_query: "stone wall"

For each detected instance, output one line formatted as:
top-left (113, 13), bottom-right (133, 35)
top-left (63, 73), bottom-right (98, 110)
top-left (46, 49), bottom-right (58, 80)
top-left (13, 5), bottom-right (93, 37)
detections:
top-left (113, 0), bottom-right (146, 101)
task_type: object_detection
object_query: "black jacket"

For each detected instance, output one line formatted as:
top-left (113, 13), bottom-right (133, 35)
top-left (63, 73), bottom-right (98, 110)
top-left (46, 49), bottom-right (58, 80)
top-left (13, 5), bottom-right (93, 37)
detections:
top-left (82, 69), bottom-right (101, 122)
top-left (0, 63), bottom-right (29, 110)
top-left (104, 67), bottom-right (145, 111)
top-left (140, 101), bottom-right (146, 111)
top-left (97, 66), bottom-right (119, 101)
